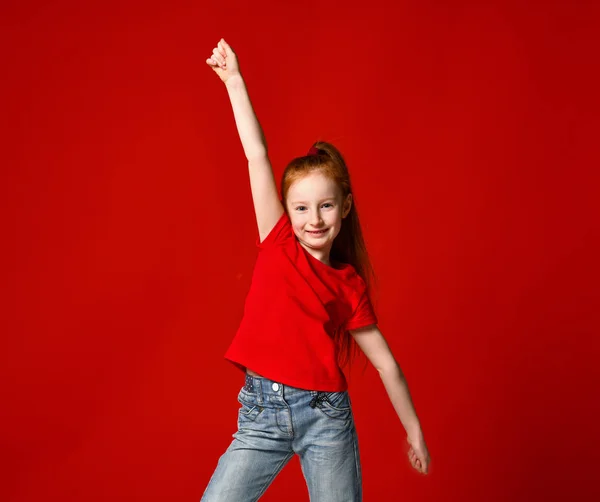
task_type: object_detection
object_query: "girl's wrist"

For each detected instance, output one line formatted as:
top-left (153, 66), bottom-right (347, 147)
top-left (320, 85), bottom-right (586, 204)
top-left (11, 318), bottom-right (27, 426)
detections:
top-left (406, 420), bottom-right (423, 439)
top-left (225, 73), bottom-right (244, 88)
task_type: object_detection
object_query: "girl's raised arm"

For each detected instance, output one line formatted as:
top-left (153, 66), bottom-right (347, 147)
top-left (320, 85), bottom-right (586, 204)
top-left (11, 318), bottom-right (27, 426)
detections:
top-left (206, 39), bottom-right (284, 242)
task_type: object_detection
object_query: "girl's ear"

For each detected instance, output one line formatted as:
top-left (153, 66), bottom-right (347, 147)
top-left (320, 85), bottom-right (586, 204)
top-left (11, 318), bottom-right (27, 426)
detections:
top-left (342, 193), bottom-right (353, 218)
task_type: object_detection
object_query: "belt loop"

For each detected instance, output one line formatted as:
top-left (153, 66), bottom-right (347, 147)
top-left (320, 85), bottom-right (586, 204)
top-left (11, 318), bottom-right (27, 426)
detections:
top-left (255, 376), bottom-right (264, 405)
top-left (244, 374), bottom-right (254, 393)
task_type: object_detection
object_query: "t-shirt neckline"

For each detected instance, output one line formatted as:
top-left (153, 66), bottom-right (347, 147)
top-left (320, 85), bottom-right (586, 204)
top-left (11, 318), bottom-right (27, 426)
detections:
top-left (298, 239), bottom-right (351, 272)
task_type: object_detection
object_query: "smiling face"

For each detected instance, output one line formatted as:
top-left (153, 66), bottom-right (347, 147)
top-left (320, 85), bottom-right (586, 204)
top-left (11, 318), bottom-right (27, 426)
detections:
top-left (285, 171), bottom-right (352, 260)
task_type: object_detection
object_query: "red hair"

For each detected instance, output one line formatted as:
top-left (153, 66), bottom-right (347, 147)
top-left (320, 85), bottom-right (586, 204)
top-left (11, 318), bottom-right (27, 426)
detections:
top-left (280, 141), bottom-right (377, 370)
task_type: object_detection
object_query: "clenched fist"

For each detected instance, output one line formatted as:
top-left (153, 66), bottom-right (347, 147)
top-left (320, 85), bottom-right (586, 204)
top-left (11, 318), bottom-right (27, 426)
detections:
top-left (205, 38), bottom-right (240, 84)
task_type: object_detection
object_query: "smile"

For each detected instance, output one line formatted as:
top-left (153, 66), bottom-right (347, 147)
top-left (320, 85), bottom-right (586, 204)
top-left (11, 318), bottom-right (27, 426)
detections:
top-left (307, 229), bottom-right (327, 236)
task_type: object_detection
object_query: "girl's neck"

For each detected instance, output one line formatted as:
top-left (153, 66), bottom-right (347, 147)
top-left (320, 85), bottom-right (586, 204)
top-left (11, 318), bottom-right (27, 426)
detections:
top-left (299, 240), bottom-right (332, 267)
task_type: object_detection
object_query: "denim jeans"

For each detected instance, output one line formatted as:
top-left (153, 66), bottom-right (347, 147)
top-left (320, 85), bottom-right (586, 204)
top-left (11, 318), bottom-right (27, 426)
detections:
top-left (200, 373), bottom-right (362, 501)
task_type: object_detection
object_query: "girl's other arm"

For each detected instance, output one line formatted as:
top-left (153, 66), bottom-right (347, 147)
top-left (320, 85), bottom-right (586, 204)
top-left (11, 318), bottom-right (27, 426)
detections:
top-left (350, 324), bottom-right (431, 474)
top-left (206, 39), bottom-right (283, 241)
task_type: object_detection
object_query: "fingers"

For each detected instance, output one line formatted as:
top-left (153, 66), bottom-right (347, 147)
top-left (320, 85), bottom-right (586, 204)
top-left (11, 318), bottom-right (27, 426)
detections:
top-left (416, 453), bottom-right (429, 474)
top-left (207, 38), bottom-right (231, 69)
top-left (212, 48), bottom-right (226, 68)
top-left (408, 448), bottom-right (429, 474)
top-left (217, 39), bottom-right (227, 58)
top-left (408, 449), bottom-right (417, 469)
top-left (206, 38), bottom-right (237, 78)
top-left (207, 55), bottom-right (225, 70)
top-left (220, 38), bottom-right (232, 55)
top-left (206, 56), bottom-right (221, 70)
top-left (406, 435), bottom-right (430, 474)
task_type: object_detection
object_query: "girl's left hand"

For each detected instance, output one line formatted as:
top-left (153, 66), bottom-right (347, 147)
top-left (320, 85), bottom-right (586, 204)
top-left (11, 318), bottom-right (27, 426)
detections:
top-left (407, 433), bottom-right (431, 475)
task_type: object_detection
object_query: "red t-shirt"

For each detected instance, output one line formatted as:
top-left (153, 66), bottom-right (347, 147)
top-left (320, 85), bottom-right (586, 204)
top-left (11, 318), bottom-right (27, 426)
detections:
top-left (224, 210), bottom-right (378, 391)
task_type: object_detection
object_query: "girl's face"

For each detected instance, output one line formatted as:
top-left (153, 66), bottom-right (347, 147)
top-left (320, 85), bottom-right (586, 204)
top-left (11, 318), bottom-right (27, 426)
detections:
top-left (286, 172), bottom-right (352, 257)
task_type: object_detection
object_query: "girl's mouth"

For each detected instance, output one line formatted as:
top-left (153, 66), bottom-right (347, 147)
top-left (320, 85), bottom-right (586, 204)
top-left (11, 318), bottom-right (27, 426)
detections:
top-left (307, 229), bottom-right (327, 236)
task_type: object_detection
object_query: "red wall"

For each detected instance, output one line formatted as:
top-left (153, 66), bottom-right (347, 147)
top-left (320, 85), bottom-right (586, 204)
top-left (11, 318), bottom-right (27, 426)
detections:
top-left (2, 1), bottom-right (598, 500)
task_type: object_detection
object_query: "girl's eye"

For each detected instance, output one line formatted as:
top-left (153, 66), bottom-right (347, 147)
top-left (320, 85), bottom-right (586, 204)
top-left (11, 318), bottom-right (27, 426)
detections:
top-left (296, 204), bottom-right (333, 211)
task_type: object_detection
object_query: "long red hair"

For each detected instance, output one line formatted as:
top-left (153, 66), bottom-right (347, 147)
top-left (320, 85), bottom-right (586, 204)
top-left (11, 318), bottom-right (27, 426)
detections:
top-left (280, 141), bottom-right (377, 370)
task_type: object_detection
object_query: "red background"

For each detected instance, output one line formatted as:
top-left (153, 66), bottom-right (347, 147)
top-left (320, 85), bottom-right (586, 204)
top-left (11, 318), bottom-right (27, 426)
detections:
top-left (2, 1), bottom-right (599, 501)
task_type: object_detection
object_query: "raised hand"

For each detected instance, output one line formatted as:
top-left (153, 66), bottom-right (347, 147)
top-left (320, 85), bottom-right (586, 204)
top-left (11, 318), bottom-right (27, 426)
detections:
top-left (206, 38), bottom-right (240, 84)
top-left (407, 432), bottom-right (431, 474)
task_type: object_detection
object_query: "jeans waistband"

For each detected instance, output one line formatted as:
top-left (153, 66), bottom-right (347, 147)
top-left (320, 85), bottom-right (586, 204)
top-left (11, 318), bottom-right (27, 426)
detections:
top-left (244, 373), bottom-right (330, 408)
top-left (244, 373), bottom-right (295, 394)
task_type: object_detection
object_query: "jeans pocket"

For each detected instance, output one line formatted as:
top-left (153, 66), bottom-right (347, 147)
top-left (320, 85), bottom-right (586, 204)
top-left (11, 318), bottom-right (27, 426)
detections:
top-left (317, 391), bottom-right (352, 421)
top-left (324, 391), bottom-right (351, 411)
top-left (237, 388), bottom-right (263, 423)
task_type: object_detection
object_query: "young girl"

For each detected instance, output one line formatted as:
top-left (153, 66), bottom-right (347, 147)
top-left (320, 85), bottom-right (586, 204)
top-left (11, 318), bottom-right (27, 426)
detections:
top-left (201, 39), bottom-right (430, 502)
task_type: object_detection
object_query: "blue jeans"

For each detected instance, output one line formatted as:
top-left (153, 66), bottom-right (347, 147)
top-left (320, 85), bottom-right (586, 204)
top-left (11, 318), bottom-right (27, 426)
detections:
top-left (200, 373), bottom-right (362, 501)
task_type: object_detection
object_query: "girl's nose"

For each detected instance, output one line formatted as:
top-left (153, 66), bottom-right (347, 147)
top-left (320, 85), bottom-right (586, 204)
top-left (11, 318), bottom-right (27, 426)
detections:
top-left (311, 211), bottom-right (324, 226)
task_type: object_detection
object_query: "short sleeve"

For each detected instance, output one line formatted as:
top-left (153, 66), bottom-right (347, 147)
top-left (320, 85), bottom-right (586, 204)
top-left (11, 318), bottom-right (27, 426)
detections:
top-left (345, 290), bottom-right (378, 331)
top-left (256, 210), bottom-right (293, 248)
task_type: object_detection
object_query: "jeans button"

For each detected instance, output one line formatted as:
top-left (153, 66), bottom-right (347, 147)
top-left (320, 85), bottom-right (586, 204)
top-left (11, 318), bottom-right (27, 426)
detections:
top-left (272, 383), bottom-right (279, 391)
